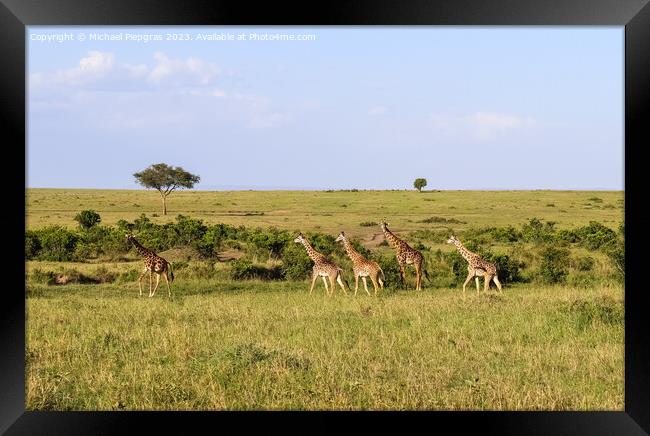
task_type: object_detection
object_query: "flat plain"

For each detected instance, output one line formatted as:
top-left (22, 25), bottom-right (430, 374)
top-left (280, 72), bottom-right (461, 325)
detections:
top-left (25, 188), bottom-right (624, 410)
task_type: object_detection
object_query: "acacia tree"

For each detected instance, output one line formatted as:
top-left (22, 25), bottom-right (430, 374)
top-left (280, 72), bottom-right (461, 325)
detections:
top-left (413, 178), bottom-right (427, 192)
top-left (133, 163), bottom-right (200, 215)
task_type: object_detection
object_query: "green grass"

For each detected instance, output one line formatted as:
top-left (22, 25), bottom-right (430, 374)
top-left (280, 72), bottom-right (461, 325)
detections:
top-left (25, 279), bottom-right (623, 410)
top-left (26, 188), bottom-right (623, 237)
top-left (25, 188), bottom-right (625, 410)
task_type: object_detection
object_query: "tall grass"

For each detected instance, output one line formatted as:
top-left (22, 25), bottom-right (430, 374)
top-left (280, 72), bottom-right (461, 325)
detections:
top-left (26, 279), bottom-right (623, 410)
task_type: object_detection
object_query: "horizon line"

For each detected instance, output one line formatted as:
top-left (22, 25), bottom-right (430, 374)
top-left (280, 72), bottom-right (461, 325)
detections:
top-left (25, 186), bottom-right (624, 192)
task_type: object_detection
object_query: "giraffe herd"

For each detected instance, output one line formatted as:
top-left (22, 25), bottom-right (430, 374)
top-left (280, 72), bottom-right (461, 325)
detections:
top-left (125, 221), bottom-right (504, 299)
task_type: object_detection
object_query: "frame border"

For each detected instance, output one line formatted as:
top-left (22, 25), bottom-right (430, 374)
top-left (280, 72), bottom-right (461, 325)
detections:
top-left (2, 0), bottom-right (648, 433)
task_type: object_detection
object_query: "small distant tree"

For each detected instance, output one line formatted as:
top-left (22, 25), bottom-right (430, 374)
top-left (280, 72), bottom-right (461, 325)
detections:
top-left (74, 210), bottom-right (101, 229)
top-left (413, 178), bottom-right (427, 192)
top-left (133, 163), bottom-right (200, 215)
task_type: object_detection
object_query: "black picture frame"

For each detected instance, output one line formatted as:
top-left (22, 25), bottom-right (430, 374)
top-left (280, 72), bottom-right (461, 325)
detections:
top-left (3, 0), bottom-right (649, 433)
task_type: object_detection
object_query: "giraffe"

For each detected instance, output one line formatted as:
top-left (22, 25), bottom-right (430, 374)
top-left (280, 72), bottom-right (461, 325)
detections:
top-left (335, 231), bottom-right (385, 296)
top-left (446, 235), bottom-right (502, 297)
top-left (379, 221), bottom-right (425, 290)
top-left (125, 234), bottom-right (174, 298)
top-left (294, 233), bottom-right (347, 296)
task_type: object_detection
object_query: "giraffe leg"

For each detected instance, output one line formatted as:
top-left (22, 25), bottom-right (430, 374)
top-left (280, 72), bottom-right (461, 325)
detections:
top-left (336, 274), bottom-right (347, 295)
top-left (354, 274), bottom-right (359, 296)
top-left (378, 273), bottom-right (384, 289)
top-left (328, 276), bottom-right (337, 297)
top-left (150, 273), bottom-right (161, 297)
top-left (336, 274), bottom-right (348, 295)
top-left (370, 275), bottom-right (379, 296)
top-left (163, 271), bottom-right (172, 298)
top-left (475, 277), bottom-right (480, 293)
top-left (321, 276), bottom-right (330, 295)
top-left (493, 275), bottom-right (503, 293)
top-left (309, 271), bottom-right (318, 294)
top-left (483, 274), bottom-right (492, 294)
top-left (148, 271), bottom-right (153, 297)
top-left (138, 268), bottom-right (147, 297)
top-left (361, 277), bottom-right (371, 296)
top-left (462, 272), bottom-right (474, 299)
top-left (414, 262), bottom-right (422, 290)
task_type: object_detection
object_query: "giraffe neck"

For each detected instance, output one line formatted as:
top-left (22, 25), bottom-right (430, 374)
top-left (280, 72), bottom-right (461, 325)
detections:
top-left (300, 238), bottom-right (323, 263)
top-left (131, 238), bottom-right (154, 258)
top-left (341, 237), bottom-right (361, 260)
top-left (454, 240), bottom-right (475, 262)
top-left (382, 226), bottom-right (403, 249)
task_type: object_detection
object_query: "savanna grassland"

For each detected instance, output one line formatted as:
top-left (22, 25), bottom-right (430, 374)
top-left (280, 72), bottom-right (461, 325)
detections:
top-left (25, 188), bottom-right (624, 410)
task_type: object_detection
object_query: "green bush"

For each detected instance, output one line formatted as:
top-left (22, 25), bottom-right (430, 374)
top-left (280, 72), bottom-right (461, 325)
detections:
top-left (444, 249), bottom-right (468, 286)
top-left (420, 250), bottom-right (456, 288)
top-left (521, 218), bottom-right (556, 243)
top-left (482, 253), bottom-right (526, 284)
top-left (375, 255), bottom-right (402, 290)
top-left (359, 221), bottom-right (378, 227)
top-left (36, 226), bottom-right (79, 261)
top-left (281, 243), bottom-right (313, 280)
top-left (605, 240), bottom-right (624, 280)
top-left (25, 231), bottom-right (42, 259)
top-left (306, 232), bottom-right (338, 257)
top-left (556, 229), bottom-right (579, 243)
top-left (417, 216), bottom-right (465, 224)
top-left (349, 238), bottom-right (373, 258)
top-left (247, 227), bottom-right (291, 259)
top-left (538, 246), bottom-right (570, 284)
top-left (576, 221), bottom-right (617, 250)
top-left (74, 210), bottom-right (101, 229)
top-left (197, 226), bottom-right (228, 258)
top-left (461, 226), bottom-right (520, 244)
top-left (174, 215), bottom-right (208, 246)
top-left (230, 259), bottom-right (284, 280)
top-left (486, 226), bottom-right (521, 243)
top-left (413, 242), bottom-right (428, 252)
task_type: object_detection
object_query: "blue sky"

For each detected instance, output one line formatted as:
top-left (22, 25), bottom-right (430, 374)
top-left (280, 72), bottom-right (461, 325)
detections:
top-left (27, 26), bottom-right (623, 190)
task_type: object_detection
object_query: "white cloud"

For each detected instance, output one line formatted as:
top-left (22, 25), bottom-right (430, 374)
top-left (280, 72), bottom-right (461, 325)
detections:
top-left (368, 105), bottom-right (388, 115)
top-left (430, 111), bottom-right (535, 141)
top-left (30, 52), bottom-right (297, 130)
top-left (30, 51), bottom-right (115, 87)
top-left (123, 63), bottom-right (149, 79)
top-left (30, 51), bottom-right (222, 90)
top-left (146, 52), bottom-right (220, 86)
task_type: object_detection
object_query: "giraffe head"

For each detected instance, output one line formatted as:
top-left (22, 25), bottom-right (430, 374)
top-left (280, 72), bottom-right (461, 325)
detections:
top-left (447, 235), bottom-right (459, 245)
top-left (125, 233), bottom-right (135, 244)
top-left (379, 220), bottom-right (389, 231)
top-left (294, 233), bottom-right (306, 244)
top-left (335, 231), bottom-right (347, 243)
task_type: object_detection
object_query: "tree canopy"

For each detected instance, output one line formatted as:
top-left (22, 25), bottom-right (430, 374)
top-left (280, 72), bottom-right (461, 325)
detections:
top-left (74, 210), bottom-right (101, 229)
top-left (413, 178), bottom-right (427, 192)
top-left (133, 163), bottom-right (200, 215)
